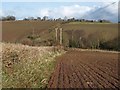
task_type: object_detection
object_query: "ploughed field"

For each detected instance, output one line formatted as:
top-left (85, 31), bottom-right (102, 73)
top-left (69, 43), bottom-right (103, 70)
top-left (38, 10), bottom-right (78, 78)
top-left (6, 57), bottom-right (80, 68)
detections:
top-left (2, 21), bottom-right (118, 43)
top-left (48, 50), bottom-right (119, 89)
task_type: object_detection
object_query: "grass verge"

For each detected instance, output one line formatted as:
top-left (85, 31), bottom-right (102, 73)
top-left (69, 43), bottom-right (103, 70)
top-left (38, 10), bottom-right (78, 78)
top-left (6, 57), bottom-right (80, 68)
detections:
top-left (2, 43), bottom-right (64, 88)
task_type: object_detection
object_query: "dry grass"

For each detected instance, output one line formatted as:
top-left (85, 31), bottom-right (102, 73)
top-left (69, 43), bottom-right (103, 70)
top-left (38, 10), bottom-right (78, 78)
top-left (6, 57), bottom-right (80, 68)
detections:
top-left (2, 42), bottom-right (64, 88)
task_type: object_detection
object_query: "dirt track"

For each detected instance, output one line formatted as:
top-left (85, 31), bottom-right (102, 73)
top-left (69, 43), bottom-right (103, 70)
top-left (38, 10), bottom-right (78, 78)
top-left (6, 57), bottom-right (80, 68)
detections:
top-left (48, 50), bottom-right (119, 89)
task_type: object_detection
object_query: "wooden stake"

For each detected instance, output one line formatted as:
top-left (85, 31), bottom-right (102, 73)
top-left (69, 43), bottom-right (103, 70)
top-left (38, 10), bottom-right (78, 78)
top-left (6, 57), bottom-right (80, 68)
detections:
top-left (55, 28), bottom-right (58, 42)
top-left (60, 28), bottom-right (63, 45)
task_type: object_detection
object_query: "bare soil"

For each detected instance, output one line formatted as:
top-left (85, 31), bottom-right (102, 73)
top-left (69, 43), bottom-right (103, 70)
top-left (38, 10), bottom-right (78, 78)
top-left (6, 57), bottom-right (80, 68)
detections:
top-left (48, 50), bottom-right (119, 89)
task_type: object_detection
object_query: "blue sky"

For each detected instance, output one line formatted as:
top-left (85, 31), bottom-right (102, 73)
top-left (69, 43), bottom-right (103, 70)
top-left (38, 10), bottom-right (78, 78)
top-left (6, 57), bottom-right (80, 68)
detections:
top-left (0, 1), bottom-right (118, 22)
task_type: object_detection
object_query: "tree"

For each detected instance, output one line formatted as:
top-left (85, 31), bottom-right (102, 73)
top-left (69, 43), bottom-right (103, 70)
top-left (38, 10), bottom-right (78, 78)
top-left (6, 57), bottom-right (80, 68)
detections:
top-left (23, 18), bottom-right (29, 20)
top-left (73, 30), bottom-right (85, 48)
top-left (65, 30), bottom-right (85, 48)
top-left (43, 16), bottom-right (48, 21)
top-left (37, 17), bottom-right (41, 20)
top-left (64, 16), bottom-right (68, 21)
top-left (28, 17), bottom-right (34, 20)
top-left (7, 16), bottom-right (16, 21)
top-left (1, 16), bottom-right (16, 21)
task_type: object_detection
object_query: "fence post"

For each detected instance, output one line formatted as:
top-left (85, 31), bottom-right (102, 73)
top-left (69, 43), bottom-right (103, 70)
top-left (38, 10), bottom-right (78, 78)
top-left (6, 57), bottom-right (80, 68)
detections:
top-left (60, 28), bottom-right (63, 45)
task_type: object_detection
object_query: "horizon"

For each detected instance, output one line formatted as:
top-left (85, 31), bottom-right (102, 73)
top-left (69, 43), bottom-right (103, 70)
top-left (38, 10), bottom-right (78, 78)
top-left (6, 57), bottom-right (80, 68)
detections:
top-left (0, 2), bottom-right (118, 22)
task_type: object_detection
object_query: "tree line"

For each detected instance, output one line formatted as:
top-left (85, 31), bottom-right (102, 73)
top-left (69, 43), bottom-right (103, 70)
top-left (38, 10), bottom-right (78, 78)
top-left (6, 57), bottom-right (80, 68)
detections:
top-left (64, 30), bottom-right (119, 51)
top-left (0, 16), bottom-right (16, 21)
top-left (0, 15), bottom-right (111, 23)
top-left (20, 29), bottom-right (119, 51)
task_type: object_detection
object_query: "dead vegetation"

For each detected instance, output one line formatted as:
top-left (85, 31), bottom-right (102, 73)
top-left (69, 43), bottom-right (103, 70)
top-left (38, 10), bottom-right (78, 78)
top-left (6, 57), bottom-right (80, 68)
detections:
top-left (2, 42), bottom-right (64, 88)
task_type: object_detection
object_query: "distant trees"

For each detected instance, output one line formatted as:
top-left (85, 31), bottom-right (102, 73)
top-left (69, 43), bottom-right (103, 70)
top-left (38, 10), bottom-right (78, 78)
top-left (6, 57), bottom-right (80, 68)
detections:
top-left (23, 17), bottom-right (35, 21)
top-left (37, 17), bottom-right (41, 20)
top-left (0, 15), bottom-right (111, 23)
top-left (64, 30), bottom-right (118, 51)
top-left (87, 32), bottom-right (101, 49)
top-left (23, 18), bottom-right (29, 21)
top-left (43, 16), bottom-right (48, 21)
top-left (23, 16), bottom-right (49, 21)
top-left (1, 15), bottom-right (16, 21)
top-left (98, 19), bottom-right (111, 23)
top-left (99, 36), bottom-right (119, 51)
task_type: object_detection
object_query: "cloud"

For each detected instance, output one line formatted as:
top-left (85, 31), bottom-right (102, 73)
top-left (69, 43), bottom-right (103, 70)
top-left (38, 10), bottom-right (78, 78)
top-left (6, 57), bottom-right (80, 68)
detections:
top-left (1, 2), bottom-right (118, 22)
top-left (0, 10), bottom-right (3, 17)
top-left (2, 0), bottom-right (119, 2)
top-left (37, 3), bottom-right (118, 22)
top-left (38, 4), bottom-right (94, 19)
top-left (82, 2), bottom-right (118, 22)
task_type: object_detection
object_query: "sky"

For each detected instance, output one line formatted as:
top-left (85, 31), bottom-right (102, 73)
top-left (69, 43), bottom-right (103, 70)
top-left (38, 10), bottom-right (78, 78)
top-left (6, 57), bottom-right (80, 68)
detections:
top-left (0, 1), bottom-right (119, 22)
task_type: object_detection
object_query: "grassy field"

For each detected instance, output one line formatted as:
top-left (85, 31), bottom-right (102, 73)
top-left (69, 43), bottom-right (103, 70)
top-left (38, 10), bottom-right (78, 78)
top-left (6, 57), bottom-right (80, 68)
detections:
top-left (62, 23), bottom-right (118, 37)
top-left (2, 42), bottom-right (64, 88)
top-left (2, 21), bottom-right (118, 43)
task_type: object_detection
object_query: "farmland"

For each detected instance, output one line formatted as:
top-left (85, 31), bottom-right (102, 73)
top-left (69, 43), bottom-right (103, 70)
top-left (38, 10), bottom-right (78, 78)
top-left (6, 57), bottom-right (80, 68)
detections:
top-left (48, 50), bottom-right (119, 89)
top-left (62, 22), bottom-right (118, 37)
top-left (2, 21), bottom-right (61, 42)
top-left (2, 21), bottom-right (118, 43)
top-left (1, 20), bottom-right (119, 89)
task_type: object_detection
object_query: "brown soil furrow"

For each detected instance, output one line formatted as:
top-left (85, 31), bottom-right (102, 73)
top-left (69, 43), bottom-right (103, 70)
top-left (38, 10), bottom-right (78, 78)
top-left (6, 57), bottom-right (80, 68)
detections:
top-left (65, 62), bottom-right (78, 88)
top-left (58, 62), bottom-right (64, 88)
top-left (74, 65), bottom-right (97, 88)
top-left (72, 65), bottom-right (89, 88)
top-left (48, 62), bottom-right (60, 88)
top-left (76, 63), bottom-right (104, 88)
top-left (92, 63), bottom-right (118, 81)
top-left (47, 69), bottom-right (56, 88)
top-left (80, 61), bottom-right (119, 88)
top-left (84, 58), bottom-right (118, 79)
top-left (78, 61), bottom-right (112, 88)
top-left (70, 64), bottom-right (83, 88)
top-left (48, 50), bottom-right (119, 89)
top-left (81, 60), bottom-right (119, 88)
top-left (62, 63), bottom-right (70, 88)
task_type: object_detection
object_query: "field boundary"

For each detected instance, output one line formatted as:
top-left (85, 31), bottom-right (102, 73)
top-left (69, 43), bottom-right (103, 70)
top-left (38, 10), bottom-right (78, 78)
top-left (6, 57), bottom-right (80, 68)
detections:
top-left (68, 48), bottom-right (120, 54)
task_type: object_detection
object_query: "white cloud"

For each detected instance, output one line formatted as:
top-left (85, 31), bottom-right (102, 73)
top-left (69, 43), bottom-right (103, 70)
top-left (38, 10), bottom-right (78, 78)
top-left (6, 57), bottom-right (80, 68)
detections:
top-left (39, 8), bottom-right (51, 17)
top-left (103, 2), bottom-right (118, 15)
top-left (2, 0), bottom-right (119, 2)
top-left (0, 9), bottom-right (4, 17)
top-left (37, 2), bottom-right (118, 22)
top-left (81, 2), bottom-right (118, 22)
top-left (1, 2), bottom-right (118, 22)
top-left (38, 4), bottom-right (94, 19)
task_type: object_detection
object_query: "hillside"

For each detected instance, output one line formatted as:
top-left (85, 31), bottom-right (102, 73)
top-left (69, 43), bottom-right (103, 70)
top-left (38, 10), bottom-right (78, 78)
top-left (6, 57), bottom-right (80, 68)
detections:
top-left (2, 21), bottom-right (119, 50)
top-left (2, 21), bottom-right (118, 43)
top-left (2, 21), bottom-right (61, 42)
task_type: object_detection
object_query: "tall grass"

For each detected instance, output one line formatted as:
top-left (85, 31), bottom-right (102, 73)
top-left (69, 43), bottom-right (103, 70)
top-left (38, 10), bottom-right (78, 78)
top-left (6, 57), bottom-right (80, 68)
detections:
top-left (2, 43), bottom-right (64, 88)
